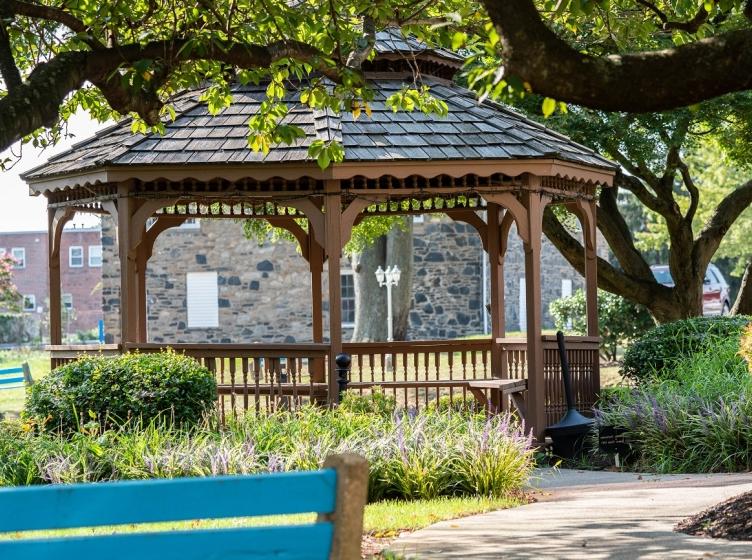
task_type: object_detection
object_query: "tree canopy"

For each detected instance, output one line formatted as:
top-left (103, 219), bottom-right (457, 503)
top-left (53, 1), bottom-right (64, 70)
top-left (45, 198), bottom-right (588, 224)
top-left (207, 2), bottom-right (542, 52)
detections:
top-left (3, 1), bottom-right (752, 158)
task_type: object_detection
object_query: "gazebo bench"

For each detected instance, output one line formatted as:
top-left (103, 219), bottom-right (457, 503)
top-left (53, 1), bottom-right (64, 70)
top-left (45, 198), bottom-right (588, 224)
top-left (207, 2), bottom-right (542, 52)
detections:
top-left (467, 378), bottom-right (527, 417)
top-left (0, 454), bottom-right (368, 560)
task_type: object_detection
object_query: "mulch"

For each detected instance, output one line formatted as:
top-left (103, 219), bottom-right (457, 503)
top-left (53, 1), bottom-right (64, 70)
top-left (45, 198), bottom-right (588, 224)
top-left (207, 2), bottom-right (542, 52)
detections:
top-left (676, 490), bottom-right (752, 541)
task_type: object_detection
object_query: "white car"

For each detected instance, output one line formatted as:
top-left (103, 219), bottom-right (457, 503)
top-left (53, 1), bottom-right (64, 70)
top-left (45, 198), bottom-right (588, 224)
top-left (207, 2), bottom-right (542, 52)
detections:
top-left (651, 263), bottom-right (731, 316)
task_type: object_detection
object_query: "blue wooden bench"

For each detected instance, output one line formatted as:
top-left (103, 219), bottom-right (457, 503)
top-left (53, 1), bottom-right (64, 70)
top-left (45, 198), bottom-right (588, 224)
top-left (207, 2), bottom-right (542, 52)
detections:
top-left (0, 453), bottom-right (368, 560)
top-left (0, 362), bottom-right (32, 390)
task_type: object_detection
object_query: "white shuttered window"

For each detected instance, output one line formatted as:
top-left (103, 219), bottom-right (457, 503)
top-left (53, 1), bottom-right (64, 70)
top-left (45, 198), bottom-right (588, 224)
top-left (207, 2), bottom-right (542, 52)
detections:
top-left (186, 272), bottom-right (219, 328)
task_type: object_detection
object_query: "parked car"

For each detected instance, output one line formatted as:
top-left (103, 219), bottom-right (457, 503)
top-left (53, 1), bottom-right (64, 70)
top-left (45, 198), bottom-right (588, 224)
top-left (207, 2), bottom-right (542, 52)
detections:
top-left (651, 264), bottom-right (731, 316)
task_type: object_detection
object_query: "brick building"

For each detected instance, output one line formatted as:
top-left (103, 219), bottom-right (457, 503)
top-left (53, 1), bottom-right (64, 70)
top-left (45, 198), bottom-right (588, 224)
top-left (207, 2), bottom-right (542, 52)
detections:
top-left (101, 216), bottom-right (602, 343)
top-left (0, 227), bottom-right (103, 339)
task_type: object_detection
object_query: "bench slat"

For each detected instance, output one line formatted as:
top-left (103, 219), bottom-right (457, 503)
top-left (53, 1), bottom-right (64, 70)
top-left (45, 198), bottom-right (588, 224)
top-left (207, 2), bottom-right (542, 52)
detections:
top-left (0, 523), bottom-right (333, 560)
top-left (0, 470), bottom-right (336, 532)
top-left (0, 367), bottom-right (23, 375)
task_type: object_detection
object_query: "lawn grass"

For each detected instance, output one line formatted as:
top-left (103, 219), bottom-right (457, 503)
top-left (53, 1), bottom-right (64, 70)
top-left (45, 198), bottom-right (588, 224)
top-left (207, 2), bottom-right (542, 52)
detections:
top-left (600, 364), bottom-right (622, 387)
top-left (0, 495), bottom-right (520, 541)
top-left (0, 349), bottom-right (50, 416)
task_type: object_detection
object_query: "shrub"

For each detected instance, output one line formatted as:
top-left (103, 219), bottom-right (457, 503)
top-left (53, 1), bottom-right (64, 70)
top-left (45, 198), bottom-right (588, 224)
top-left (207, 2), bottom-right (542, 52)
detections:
top-left (339, 388), bottom-right (396, 416)
top-left (550, 289), bottom-right (654, 362)
top-left (0, 406), bottom-right (535, 502)
top-left (620, 315), bottom-right (751, 383)
top-left (597, 337), bottom-right (752, 473)
top-left (25, 350), bottom-right (217, 432)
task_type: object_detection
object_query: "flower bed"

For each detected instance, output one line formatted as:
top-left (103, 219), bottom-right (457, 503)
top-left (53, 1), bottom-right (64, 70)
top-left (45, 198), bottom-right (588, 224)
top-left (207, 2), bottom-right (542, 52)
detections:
top-left (0, 394), bottom-right (535, 502)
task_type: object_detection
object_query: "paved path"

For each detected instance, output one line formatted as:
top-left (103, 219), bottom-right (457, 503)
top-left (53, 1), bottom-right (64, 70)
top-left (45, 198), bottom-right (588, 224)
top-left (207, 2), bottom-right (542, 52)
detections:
top-left (390, 469), bottom-right (752, 559)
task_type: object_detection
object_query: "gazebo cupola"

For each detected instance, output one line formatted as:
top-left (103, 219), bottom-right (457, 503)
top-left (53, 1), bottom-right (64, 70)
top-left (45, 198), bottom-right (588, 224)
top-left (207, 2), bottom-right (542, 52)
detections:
top-left (22, 28), bottom-right (616, 439)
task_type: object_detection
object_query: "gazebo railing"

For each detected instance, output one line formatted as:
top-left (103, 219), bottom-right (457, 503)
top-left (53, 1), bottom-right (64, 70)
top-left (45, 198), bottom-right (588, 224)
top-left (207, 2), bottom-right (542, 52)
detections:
top-left (47, 336), bottom-right (599, 423)
top-left (48, 343), bottom-right (330, 420)
top-left (343, 339), bottom-right (493, 409)
top-left (125, 343), bottom-right (330, 420)
top-left (541, 336), bottom-right (600, 425)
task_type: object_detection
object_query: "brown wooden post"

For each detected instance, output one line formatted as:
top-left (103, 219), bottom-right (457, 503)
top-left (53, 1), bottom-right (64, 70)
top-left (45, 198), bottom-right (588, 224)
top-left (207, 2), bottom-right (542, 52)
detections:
top-left (522, 182), bottom-right (548, 441)
top-left (585, 199), bottom-right (601, 392)
top-left (324, 183), bottom-right (343, 403)
top-left (584, 200), bottom-right (599, 338)
top-left (487, 203), bottom-right (505, 411)
top-left (310, 235), bottom-right (326, 383)
top-left (318, 453), bottom-right (369, 560)
top-left (117, 190), bottom-right (138, 345)
top-left (135, 243), bottom-right (149, 343)
top-left (47, 207), bottom-right (72, 346)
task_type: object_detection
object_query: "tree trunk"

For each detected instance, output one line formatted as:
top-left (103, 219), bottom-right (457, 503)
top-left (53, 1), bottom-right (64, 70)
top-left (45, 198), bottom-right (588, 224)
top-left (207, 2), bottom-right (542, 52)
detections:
top-left (351, 218), bottom-right (413, 341)
top-left (732, 260), bottom-right (752, 315)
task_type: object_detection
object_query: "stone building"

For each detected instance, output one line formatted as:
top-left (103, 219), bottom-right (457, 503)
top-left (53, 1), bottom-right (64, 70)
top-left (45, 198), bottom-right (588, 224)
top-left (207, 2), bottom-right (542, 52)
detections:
top-left (102, 215), bottom-right (596, 343)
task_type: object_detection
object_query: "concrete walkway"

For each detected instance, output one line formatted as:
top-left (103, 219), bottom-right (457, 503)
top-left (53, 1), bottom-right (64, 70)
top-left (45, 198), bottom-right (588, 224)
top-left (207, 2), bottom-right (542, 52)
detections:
top-left (390, 469), bottom-right (752, 559)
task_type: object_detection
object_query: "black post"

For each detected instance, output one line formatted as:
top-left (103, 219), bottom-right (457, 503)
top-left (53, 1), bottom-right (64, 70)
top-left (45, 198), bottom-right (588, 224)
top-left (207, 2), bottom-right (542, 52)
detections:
top-left (556, 330), bottom-right (576, 411)
top-left (335, 353), bottom-right (351, 403)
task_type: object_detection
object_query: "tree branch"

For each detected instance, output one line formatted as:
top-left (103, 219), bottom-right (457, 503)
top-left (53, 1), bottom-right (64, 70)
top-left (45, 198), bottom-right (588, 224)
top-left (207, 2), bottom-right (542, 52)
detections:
top-left (731, 259), bottom-right (752, 315)
top-left (677, 157), bottom-right (700, 224)
top-left (0, 22), bottom-right (22, 92)
top-left (9, 0), bottom-right (104, 48)
top-left (595, 185), bottom-right (655, 281)
top-left (542, 206), bottom-right (670, 308)
top-left (693, 179), bottom-right (752, 269)
top-left (482, 0), bottom-right (752, 112)
top-left (636, 0), bottom-right (710, 33)
top-left (0, 37), bottom-right (337, 151)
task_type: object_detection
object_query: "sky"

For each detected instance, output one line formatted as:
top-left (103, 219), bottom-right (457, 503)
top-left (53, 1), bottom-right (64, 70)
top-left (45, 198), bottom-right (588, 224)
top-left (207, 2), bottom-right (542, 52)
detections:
top-left (1, 113), bottom-right (107, 232)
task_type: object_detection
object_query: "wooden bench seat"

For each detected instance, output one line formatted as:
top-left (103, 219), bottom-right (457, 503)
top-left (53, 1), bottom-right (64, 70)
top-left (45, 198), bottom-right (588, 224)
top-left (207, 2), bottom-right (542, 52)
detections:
top-left (0, 454), bottom-right (368, 560)
top-left (467, 378), bottom-right (527, 417)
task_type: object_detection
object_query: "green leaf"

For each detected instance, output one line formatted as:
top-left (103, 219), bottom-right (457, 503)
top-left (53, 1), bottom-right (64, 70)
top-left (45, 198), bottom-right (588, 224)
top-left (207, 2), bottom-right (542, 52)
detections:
top-left (451, 32), bottom-right (468, 50)
top-left (542, 97), bottom-right (557, 118)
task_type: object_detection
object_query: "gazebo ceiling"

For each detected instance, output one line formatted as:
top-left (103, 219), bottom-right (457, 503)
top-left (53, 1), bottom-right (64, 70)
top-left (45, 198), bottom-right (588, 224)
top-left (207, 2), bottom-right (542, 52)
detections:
top-left (22, 30), bottom-right (616, 193)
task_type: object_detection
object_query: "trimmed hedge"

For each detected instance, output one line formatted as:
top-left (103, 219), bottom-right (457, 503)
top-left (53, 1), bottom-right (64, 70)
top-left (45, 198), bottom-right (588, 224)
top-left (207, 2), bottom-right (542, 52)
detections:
top-left (621, 315), bottom-right (751, 383)
top-left (25, 350), bottom-right (217, 432)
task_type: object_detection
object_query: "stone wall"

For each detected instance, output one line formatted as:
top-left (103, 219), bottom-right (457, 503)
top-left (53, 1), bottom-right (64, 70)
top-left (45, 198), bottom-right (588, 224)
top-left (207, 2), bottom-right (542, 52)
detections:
top-left (102, 213), bottom-right (602, 343)
top-left (102, 218), bottom-right (325, 343)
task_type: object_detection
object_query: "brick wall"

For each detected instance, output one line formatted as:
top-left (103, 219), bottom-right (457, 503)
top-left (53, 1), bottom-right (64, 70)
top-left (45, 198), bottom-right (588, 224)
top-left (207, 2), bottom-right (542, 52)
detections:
top-left (0, 228), bottom-right (103, 338)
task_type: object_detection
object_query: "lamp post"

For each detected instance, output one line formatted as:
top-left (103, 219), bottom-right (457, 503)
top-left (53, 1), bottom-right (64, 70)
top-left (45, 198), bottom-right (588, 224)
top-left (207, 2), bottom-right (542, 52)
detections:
top-left (375, 265), bottom-right (401, 342)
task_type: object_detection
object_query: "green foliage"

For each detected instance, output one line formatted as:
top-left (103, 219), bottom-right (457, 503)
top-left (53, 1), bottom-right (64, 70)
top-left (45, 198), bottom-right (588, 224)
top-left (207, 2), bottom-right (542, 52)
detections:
top-left (339, 387), bottom-right (396, 416)
top-left (597, 337), bottom-right (752, 473)
top-left (0, 404), bottom-right (535, 502)
top-left (620, 315), bottom-right (751, 383)
top-left (550, 289), bottom-right (654, 361)
top-left (25, 351), bottom-right (217, 433)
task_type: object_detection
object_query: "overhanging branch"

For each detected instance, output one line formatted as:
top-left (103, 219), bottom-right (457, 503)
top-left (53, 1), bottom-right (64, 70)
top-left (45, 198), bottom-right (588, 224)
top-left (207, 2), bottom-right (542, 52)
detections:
top-left (694, 179), bottom-right (752, 268)
top-left (482, 0), bottom-right (752, 112)
top-left (0, 37), bottom-right (337, 152)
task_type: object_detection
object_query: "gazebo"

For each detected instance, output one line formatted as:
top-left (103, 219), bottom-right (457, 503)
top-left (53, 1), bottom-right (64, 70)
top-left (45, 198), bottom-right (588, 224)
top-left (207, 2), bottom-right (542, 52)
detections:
top-left (22, 30), bottom-right (616, 439)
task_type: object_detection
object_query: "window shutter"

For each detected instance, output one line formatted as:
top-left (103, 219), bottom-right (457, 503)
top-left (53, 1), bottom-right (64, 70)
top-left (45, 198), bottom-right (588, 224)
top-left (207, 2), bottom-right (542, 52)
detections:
top-left (186, 272), bottom-right (219, 328)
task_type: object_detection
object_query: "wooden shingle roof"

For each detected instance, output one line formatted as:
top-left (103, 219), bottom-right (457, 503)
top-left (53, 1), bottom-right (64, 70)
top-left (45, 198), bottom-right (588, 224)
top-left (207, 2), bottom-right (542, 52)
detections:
top-left (23, 76), bottom-right (614, 184)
